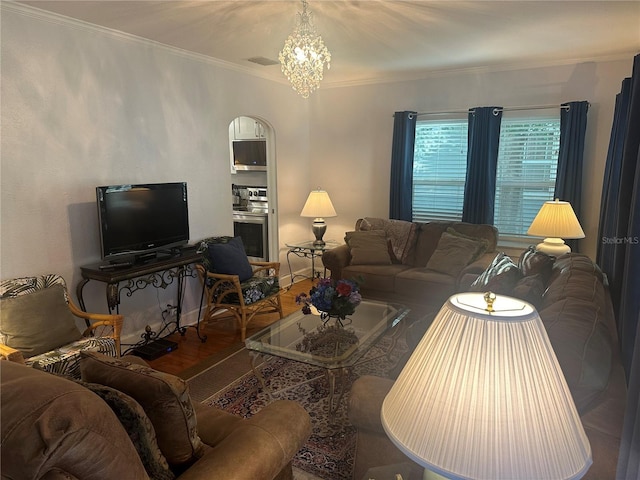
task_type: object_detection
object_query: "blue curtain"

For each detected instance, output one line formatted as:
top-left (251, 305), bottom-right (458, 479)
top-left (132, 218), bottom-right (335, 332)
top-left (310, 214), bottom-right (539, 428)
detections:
top-left (555, 101), bottom-right (589, 252)
top-left (598, 79), bottom-right (632, 274)
top-left (389, 111), bottom-right (417, 221)
top-left (462, 107), bottom-right (502, 224)
top-left (600, 53), bottom-right (640, 479)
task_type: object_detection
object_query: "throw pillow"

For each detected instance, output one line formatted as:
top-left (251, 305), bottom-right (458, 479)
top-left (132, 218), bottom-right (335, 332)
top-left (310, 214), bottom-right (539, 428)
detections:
top-left (79, 352), bottom-right (204, 469)
top-left (345, 230), bottom-right (392, 265)
top-left (205, 236), bottom-right (253, 282)
top-left (445, 227), bottom-right (490, 262)
top-left (425, 232), bottom-right (481, 277)
top-left (518, 245), bottom-right (555, 284)
top-left (470, 252), bottom-right (523, 295)
top-left (76, 380), bottom-right (175, 480)
top-left (0, 285), bottom-right (82, 358)
top-left (359, 218), bottom-right (418, 264)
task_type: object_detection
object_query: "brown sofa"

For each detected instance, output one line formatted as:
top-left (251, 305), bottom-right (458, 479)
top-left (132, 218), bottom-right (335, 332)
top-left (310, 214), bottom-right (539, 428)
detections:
top-left (348, 253), bottom-right (627, 480)
top-left (322, 218), bottom-right (498, 311)
top-left (1, 352), bottom-right (312, 480)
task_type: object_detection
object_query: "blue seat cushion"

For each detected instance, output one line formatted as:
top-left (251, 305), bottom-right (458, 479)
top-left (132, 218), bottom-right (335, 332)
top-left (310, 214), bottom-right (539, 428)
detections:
top-left (226, 276), bottom-right (280, 306)
top-left (205, 236), bottom-right (253, 282)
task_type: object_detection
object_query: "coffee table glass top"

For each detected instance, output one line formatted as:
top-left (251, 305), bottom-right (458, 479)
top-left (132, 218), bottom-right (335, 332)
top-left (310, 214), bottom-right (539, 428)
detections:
top-left (245, 299), bottom-right (409, 369)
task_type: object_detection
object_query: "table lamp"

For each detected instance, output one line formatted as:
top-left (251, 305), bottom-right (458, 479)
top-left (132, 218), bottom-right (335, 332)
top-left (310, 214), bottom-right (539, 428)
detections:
top-left (381, 292), bottom-right (592, 480)
top-left (300, 189), bottom-right (337, 246)
top-left (527, 199), bottom-right (585, 255)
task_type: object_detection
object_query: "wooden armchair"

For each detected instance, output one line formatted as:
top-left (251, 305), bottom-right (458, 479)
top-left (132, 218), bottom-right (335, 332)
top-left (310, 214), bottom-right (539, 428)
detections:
top-left (196, 237), bottom-right (283, 341)
top-left (0, 274), bottom-right (123, 377)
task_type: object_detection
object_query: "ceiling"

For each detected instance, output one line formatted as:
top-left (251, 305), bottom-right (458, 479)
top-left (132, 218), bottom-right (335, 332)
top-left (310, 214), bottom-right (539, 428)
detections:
top-left (18, 0), bottom-right (640, 87)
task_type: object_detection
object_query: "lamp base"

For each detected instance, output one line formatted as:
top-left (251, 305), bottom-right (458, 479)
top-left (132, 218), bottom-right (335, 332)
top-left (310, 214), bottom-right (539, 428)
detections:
top-left (535, 237), bottom-right (571, 256)
top-left (312, 218), bottom-right (327, 246)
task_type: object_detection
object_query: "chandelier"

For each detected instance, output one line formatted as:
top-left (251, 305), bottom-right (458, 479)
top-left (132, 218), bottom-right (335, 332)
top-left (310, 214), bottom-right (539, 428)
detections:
top-left (278, 0), bottom-right (331, 98)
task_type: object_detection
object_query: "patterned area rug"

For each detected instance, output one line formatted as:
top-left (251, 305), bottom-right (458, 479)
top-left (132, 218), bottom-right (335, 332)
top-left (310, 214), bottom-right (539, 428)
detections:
top-left (187, 330), bottom-right (408, 480)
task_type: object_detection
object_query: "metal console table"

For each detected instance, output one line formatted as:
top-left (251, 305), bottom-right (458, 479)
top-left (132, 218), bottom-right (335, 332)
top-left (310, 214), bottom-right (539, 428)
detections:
top-left (77, 246), bottom-right (203, 343)
top-left (285, 240), bottom-right (342, 284)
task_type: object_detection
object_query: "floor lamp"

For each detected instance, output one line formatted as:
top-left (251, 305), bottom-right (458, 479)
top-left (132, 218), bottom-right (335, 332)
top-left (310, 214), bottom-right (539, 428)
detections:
top-left (381, 292), bottom-right (592, 480)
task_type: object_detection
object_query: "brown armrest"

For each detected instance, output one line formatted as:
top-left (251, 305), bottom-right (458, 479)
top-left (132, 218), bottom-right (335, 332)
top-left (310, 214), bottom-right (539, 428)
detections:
top-left (348, 375), bottom-right (394, 433)
top-left (180, 400), bottom-right (311, 480)
top-left (321, 244), bottom-right (351, 280)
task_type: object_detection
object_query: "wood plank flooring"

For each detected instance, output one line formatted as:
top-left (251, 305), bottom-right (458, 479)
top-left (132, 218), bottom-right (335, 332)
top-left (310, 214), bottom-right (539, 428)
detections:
top-left (146, 279), bottom-right (313, 375)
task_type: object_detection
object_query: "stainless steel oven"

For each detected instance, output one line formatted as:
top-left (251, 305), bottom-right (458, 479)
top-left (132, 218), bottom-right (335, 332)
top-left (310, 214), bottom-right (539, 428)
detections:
top-left (233, 212), bottom-right (268, 261)
top-left (232, 185), bottom-right (269, 261)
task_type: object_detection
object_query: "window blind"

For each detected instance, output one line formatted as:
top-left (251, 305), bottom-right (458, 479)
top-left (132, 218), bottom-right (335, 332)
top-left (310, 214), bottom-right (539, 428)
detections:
top-left (494, 118), bottom-right (560, 236)
top-left (412, 120), bottom-right (468, 222)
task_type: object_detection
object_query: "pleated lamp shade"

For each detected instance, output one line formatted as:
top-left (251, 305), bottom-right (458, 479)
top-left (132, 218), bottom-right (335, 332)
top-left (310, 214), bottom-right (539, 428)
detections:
top-left (527, 199), bottom-right (585, 255)
top-left (381, 292), bottom-right (592, 480)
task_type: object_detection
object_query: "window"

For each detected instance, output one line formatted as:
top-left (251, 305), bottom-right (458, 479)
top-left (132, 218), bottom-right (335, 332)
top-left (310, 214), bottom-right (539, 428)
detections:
top-left (412, 113), bottom-right (560, 237)
top-left (412, 119), bottom-right (468, 221)
top-left (494, 117), bottom-right (560, 236)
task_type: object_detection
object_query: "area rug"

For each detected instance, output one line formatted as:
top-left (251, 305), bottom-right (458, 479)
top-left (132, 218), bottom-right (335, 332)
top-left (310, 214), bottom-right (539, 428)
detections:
top-left (185, 331), bottom-right (408, 480)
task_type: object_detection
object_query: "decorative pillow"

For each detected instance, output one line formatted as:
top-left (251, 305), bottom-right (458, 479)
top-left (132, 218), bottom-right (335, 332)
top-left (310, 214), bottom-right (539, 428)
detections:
top-left (518, 246), bottom-right (554, 284)
top-left (0, 285), bottom-right (82, 358)
top-left (470, 252), bottom-right (523, 295)
top-left (79, 352), bottom-right (204, 469)
top-left (425, 232), bottom-right (481, 277)
top-left (445, 227), bottom-right (490, 263)
top-left (205, 236), bottom-right (253, 282)
top-left (76, 380), bottom-right (175, 480)
top-left (359, 218), bottom-right (418, 264)
top-left (345, 230), bottom-right (392, 265)
top-left (511, 273), bottom-right (546, 308)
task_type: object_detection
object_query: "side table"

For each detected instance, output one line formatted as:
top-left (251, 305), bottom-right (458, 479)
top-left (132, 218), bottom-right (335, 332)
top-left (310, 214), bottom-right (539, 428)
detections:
top-left (362, 462), bottom-right (414, 480)
top-left (285, 240), bottom-right (342, 284)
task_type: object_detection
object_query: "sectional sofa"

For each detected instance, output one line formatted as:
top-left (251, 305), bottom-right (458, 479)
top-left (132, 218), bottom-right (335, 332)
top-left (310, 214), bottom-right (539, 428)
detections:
top-left (347, 251), bottom-right (627, 480)
top-left (322, 217), bottom-right (499, 311)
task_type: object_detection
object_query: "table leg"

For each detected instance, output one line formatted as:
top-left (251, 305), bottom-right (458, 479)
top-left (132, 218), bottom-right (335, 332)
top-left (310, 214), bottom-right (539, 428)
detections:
top-left (324, 367), bottom-right (349, 415)
top-left (249, 351), bottom-right (274, 402)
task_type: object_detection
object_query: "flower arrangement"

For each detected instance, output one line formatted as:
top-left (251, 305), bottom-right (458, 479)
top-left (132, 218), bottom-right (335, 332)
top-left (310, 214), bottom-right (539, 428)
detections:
top-left (296, 278), bottom-right (362, 321)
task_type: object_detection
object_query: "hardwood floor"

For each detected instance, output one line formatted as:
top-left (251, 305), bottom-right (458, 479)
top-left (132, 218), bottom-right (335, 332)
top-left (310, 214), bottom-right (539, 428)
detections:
top-left (146, 279), bottom-right (313, 375)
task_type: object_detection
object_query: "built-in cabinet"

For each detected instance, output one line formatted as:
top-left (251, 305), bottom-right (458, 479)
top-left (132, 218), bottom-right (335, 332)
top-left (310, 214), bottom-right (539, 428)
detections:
top-left (233, 116), bottom-right (266, 140)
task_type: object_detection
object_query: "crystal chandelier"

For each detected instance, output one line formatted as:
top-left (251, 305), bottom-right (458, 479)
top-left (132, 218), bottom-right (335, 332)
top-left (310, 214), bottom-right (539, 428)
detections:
top-left (278, 0), bottom-right (331, 98)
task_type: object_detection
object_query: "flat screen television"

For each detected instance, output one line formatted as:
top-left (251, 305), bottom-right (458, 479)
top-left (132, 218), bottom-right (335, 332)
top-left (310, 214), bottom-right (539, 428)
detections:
top-left (96, 182), bottom-right (189, 261)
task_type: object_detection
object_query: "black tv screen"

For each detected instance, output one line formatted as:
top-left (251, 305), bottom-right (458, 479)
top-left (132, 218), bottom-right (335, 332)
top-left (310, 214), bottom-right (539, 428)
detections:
top-left (96, 182), bottom-right (189, 260)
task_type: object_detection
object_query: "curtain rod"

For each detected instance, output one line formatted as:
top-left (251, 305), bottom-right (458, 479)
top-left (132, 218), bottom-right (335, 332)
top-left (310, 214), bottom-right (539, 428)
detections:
top-left (410, 103), bottom-right (577, 118)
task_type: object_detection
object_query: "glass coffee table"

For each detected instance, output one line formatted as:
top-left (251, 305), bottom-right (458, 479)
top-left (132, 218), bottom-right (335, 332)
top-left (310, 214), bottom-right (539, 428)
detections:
top-left (245, 299), bottom-right (409, 414)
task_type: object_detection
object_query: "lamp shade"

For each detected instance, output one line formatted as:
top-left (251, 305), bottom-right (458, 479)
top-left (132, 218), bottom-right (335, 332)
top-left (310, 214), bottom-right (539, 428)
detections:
top-left (527, 199), bottom-right (585, 239)
top-left (381, 293), bottom-right (592, 480)
top-left (300, 190), bottom-right (337, 218)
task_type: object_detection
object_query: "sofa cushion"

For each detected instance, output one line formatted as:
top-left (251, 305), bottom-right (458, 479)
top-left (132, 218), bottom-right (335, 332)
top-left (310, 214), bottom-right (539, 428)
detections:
top-left (470, 252), bottom-right (523, 295)
top-left (425, 232), bottom-right (483, 277)
top-left (77, 380), bottom-right (175, 480)
top-left (395, 268), bottom-right (457, 305)
top-left (0, 285), bottom-right (82, 358)
top-left (345, 230), bottom-right (392, 265)
top-left (511, 274), bottom-right (546, 308)
top-left (342, 264), bottom-right (411, 293)
top-left (205, 236), bottom-right (253, 282)
top-left (79, 352), bottom-right (204, 470)
top-left (358, 218), bottom-right (418, 264)
top-left (518, 246), bottom-right (554, 284)
top-left (542, 269), bottom-right (606, 310)
top-left (539, 298), bottom-right (613, 413)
